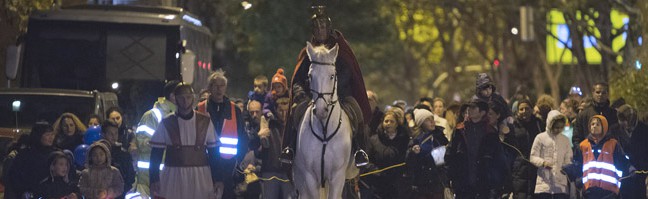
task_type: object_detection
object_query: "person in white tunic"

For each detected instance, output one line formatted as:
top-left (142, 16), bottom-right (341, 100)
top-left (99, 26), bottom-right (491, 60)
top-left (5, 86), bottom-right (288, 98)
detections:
top-left (149, 83), bottom-right (220, 199)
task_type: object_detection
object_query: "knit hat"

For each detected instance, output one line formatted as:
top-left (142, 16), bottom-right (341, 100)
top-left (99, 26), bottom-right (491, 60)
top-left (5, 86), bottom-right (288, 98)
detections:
top-left (414, 108), bottom-right (434, 128)
top-left (272, 68), bottom-right (287, 88)
top-left (590, 115), bottom-right (608, 135)
top-left (271, 68), bottom-right (288, 96)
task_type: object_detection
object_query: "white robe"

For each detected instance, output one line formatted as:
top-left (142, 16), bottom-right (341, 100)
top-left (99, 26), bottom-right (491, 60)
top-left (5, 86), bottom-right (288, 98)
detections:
top-left (150, 112), bottom-right (217, 199)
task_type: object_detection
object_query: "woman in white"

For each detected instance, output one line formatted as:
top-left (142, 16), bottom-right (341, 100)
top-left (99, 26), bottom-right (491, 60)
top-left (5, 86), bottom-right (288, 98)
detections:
top-left (530, 110), bottom-right (573, 199)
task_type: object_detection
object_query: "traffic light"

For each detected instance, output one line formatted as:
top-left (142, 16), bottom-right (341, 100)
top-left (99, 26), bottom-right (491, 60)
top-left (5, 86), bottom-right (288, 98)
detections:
top-left (493, 59), bottom-right (501, 69)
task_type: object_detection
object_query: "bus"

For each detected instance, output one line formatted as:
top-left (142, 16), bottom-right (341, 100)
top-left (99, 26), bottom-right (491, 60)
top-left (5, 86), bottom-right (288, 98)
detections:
top-left (9, 4), bottom-right (214, 124)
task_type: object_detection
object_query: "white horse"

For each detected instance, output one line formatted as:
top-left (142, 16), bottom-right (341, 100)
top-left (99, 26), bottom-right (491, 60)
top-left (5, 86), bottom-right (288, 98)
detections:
top-left (294, 42), bottom-right (358, 199)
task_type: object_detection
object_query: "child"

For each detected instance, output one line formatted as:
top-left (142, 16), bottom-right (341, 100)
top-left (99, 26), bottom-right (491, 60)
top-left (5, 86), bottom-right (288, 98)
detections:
top-left (79, 142), bottom-right (124, 199)
top-left (34, 151), bottom-right (80, 199)
top-left (530, 110), bottom-right (572, 199)
top-left (263, 68), bottom-right (289, 120)
top-left (101, 120), bottom-right (135, 198)
top-left (248, 75), bottom-right (269, 105)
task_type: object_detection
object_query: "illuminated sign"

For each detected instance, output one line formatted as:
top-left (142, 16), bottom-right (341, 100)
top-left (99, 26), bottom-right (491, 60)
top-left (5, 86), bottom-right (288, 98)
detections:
top-left (546, 10), bottom-right (628, 64)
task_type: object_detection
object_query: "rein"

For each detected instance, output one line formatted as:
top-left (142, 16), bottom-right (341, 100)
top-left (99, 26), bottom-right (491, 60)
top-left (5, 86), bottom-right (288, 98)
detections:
top-left (307, 62), bottom-right (342, 188)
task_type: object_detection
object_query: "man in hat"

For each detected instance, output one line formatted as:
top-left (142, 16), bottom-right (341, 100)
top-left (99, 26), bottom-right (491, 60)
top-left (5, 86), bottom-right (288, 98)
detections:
top-left (149, 83), bottom-right (220, 199)
top-left (280, 5), bottom-right (371, 167)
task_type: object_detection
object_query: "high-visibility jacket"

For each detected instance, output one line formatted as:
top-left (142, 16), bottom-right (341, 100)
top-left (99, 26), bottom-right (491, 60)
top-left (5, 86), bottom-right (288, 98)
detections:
top-left (133, 98), bottom-right (175, 197)
top-left (580, 138), bottom-right (623, 194)
top-left (197, 100), bottom-right (239, 159)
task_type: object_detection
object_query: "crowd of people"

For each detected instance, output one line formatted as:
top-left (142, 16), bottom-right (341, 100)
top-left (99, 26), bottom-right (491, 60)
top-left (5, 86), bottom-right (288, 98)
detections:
top-left (2, 6), bottom-right (647, 199)
top-left (1, 68), bottom-right (647, 199)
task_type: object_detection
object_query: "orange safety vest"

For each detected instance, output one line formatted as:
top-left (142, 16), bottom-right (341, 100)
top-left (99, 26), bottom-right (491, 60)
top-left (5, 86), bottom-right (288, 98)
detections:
top-left (197, 100), bottom-right (239, 159)
top-left (580, 138), bottom-right (622, 194)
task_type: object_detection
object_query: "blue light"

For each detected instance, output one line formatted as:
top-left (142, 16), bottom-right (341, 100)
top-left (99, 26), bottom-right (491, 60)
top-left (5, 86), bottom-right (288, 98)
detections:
top-left (557, 24), bottom-right (572, 48)
top-left (182, 15), bottom-right (202, 27)
top-left (636, 60), bottom-right (642, 70)
top-left (639, 36), bottom-right (643, 46)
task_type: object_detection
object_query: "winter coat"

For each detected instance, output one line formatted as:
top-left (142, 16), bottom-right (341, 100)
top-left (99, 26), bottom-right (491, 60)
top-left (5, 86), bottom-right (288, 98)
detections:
top-left (406, 126), bottom-right (449, 194)
top-left (364, 125), bottom-right (409, 198)
top-left (35, 176), bottom-right (80, 199)
top-left (109, 143), bottom-right (135, 197)
top-left (258, 118), bottom-right (284, 173)
top-left (509, 116), bottom-right (543, 194)
top-left (6, 145), bottom-right (58, 197)
top-left (79, 143), bottom-right (124, 199)
top-left (55, 133), bottom-right (84, 152)
top-left (472, 73), bottom-right (511, 119)
top-left (573, 100), bottom-right (618, 147)
top-left (446, 116), bottom-right (509, 197)
top-left (34, 151), bottom-right (80, 199)
top-left (368, 108), bottom-right (385, 137)
top-left (530, 110), bottom-right (572, 194)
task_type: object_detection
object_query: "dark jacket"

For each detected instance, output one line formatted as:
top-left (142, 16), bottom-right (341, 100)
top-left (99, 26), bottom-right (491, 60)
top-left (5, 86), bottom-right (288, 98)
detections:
top-left (364, 125), bottom-right (410, 198)
top-left (35, 176), bottom-right (80, 199)
top-left (573, 100), bottom-right (618, 147)
top-left (55, 133), bottom-right (83, 152)
top-left (446, 119), bottom-right (508, 195)
top-left (368, 108), bottom-right (385, 137)
top-left (472, 73), bottom-right (511, 119)
top-left (258, 118), bottom-right (284, 173)
top-left (406, 126), bottom-right (449, 194)
top-left (627, 121), bottom-right (648, 171)
top-left (509, 117), bottom-right (543, 194)
top-left (109, 144), bottom-right (135, 197)
top-left (6, 145), bottom-right (59, 197)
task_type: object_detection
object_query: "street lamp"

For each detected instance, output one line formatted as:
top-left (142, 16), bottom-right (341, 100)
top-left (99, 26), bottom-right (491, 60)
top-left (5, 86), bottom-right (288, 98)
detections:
top-left (241, 1), bottom-right (252, 10)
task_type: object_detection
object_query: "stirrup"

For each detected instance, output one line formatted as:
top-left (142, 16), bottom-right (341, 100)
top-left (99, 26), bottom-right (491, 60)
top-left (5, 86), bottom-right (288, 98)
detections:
top-left (279, 147), bottom-right (294, 165)
top-left (354, 149), bottom-right (369, 167)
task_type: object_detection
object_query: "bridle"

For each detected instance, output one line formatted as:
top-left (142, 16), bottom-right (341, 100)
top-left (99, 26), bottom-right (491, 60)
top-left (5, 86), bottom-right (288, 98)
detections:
top-left (307, 60), bottom-right (343, 188)
top-left (309, 61), bottom-right (338, 108)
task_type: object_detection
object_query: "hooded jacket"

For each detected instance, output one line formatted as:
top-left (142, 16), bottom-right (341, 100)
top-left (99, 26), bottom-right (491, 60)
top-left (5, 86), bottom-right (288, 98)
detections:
top-left (471, 73), bottom-right (511, 119)
top-left (34, 151), bottom-right (80, 199)
top-left (530, 110), bottom-right (572, 194)
top-left (79, 142), bottom-right (124, 199)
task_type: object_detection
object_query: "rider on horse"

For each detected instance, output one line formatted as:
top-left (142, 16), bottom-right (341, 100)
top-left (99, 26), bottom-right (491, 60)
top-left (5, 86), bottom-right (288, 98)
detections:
top-left (280, 5), bottom-right (372, 167)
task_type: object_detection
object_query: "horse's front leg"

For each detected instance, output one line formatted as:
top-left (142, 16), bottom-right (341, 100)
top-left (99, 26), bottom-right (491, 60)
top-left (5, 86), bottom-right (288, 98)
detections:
top-left (294, 166), bottom-right (320, 199)
top-left (326, 169), bottom-right (346, 199)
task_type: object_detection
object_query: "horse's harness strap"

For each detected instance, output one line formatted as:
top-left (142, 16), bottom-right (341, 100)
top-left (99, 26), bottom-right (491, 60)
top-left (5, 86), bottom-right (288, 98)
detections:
top-left (311, 61), bottom-right (335, 66)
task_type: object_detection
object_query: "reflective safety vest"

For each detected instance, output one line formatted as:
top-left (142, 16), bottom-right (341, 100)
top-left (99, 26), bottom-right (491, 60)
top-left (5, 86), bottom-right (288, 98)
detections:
top-left (136, 107), bottom-right (163, 136)
top-left (197, 100), bottom-right (239, 159)
top-left (580, 138), bottom-right (622, 194)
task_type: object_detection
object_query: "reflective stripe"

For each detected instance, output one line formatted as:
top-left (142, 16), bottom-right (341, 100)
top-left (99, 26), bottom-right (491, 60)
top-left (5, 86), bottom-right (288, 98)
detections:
top-left (136, 125), bottom-right (156, 136)
top-left (583, 161), bottom-right (623, 177)
top-left (583, 173), bottom-right (621, 188)
top-left (137, 161), bottom-right (164, 170)
top-left (219, 146), bottom-right (238, 155)
top-left (125, 192), bottom-right (143, 199)
top-left (152, 108), bottom-right (163, 123)
top-left (220, 137), bottom-right (239, 145)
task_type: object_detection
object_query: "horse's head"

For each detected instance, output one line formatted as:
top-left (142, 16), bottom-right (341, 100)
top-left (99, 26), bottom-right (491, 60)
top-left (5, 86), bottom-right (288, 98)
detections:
top-left (306, 41), bottom-right (339, 121)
